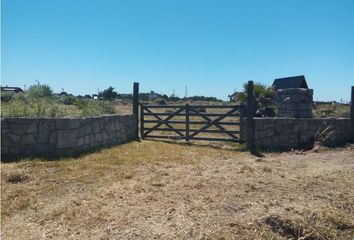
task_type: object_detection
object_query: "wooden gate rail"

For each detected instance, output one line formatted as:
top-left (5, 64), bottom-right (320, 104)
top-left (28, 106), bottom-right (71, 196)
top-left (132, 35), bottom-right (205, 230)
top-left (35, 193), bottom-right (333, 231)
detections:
top-left (143, 105), bottom-right (240, 108)
top-left (143, 120), bottom-right (240, 126)
top-left (143, 113), bottom-right (240, 117)
top-left (143, 128), bottom-right (239, 134)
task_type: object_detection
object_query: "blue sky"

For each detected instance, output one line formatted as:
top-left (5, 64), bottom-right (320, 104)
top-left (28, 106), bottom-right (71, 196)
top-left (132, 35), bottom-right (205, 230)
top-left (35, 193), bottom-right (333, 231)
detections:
top-left (2, 0), bottom-right (354, 101)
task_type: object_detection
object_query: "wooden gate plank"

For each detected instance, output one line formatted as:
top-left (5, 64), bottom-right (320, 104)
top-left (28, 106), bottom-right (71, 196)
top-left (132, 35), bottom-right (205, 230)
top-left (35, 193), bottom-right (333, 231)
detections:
top-left (143, 120), bottom-right (240, 126)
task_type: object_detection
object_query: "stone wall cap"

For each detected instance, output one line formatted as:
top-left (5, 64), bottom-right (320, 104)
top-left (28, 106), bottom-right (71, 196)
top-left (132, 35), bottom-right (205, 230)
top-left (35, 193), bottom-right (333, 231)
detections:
top-left (277, 88), bottom-right (313, 92)
top-left (253, 117), bottom-right (350, 120)
top-left (1, 114), bottom-right (134, 121)
top-left (314, 117), bottom-right (350, 120)
top-left (254, 117), bottom-right (297, 120)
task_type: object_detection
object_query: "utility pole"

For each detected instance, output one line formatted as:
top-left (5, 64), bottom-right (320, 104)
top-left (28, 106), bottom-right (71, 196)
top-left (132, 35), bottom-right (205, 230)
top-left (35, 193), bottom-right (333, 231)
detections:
top-left (185, 85), bottom-right (188, 98)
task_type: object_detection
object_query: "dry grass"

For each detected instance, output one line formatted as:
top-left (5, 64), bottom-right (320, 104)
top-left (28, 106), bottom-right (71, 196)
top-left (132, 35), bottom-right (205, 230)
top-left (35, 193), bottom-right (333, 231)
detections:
top-left (1, 141), bottom-right (354, 239)
top-left (314, 103), bottom-right (350, 118)
top-left (62, 102), bottom-right (133, 116)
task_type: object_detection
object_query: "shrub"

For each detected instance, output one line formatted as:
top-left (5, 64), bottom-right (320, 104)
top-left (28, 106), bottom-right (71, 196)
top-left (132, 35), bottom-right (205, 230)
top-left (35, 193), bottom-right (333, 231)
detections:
top-left (59, 95), bottom-right (76, 105)
top-left (1, 92), bottom-right (15, 102)
top-left (13, 92), bottom-right (27, 101)
top-left (78, 100), bottom-right (117, 116)
top-left (27, 84), bottom-right (53, 98)
top-left (153, 98), bottom-right (167, 105)
top-left (1, 98), bottom-right (67, 117)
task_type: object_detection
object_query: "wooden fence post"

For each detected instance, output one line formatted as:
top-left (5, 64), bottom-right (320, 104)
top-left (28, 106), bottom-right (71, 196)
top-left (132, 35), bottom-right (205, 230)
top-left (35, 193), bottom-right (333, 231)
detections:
top-left (133, 82), bottom-right (139, 140)
top-left (351, 86), bottom-right (354, 142)
top-left (246, 81), bottom-right (255, 152)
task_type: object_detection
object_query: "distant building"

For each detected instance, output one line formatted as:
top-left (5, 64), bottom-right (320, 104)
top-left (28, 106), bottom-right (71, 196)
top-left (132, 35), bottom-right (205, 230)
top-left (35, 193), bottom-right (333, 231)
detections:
top-left (228, 91), bottom-right (240, 102)
top-left (84, 94), bottom-right (92, 99)
top-left (149, 91), bottom-right (160, 101)
top-left (272, 75), bottom-right (309, 90)
top-left (92, 94), bottom-right (98, 100)
top-left (1, 87), bottom-right (24, 93)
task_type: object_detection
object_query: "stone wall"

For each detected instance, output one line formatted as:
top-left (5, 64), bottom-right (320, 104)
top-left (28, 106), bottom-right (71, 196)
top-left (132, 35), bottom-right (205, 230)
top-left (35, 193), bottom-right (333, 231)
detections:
top-left (253, 117), bottom-right (352, 150)
top-left (276, 88), bottom-right (313, 118)
top-left (1, 115), bottom-right (137, 157)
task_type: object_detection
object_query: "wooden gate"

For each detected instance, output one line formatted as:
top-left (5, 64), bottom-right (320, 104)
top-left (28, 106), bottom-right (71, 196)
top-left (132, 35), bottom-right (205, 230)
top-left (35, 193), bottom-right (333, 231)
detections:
top-left (140, 104), bottom-right (245, 143)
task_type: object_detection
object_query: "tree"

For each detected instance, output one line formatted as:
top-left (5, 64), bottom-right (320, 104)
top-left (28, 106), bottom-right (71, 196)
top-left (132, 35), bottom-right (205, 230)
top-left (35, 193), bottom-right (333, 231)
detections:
top-left (99, 86), bottom-right (118, 101)
top-left (236, 82), bottom-right (275, 110)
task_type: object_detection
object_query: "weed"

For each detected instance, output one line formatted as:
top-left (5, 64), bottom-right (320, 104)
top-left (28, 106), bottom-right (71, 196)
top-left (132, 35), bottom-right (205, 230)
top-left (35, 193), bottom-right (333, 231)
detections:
top-left (314, 124), bottom-right (346, 148)
top-left (263, 205), bottom-right (354, 239)
top-left (6, 173), bottom-right (29, 184)
top-left (262, 166), bottom-right (272, 172)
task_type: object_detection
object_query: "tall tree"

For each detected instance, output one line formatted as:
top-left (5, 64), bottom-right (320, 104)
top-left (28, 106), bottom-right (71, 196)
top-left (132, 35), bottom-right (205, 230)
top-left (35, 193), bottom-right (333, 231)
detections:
top-left (236, 82), bottom-right (275, 109)
top-left (99, 86), bottom-right (118, 101)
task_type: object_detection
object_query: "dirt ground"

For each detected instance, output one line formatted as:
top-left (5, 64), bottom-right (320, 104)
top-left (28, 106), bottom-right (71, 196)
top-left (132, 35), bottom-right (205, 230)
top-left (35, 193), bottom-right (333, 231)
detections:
top-left (1, 141), bottom-right (354, 239)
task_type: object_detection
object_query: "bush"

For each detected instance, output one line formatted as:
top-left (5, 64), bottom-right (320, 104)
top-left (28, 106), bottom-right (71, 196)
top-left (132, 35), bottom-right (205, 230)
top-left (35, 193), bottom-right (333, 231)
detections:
top-left (13, 92), bottom-right (27, 101)
top-left (1, 98), bottom-right (67, 117)
top-left (27, 84), bottom-right (53, 98)
top-left (59, 95), bottom-right (76, 105)
top-left (1, 83), bottom-right (118, 117)
top-left (1, 92), bottom-right (15, 102)
top-left (153, 98), bottom-right (168, 105)
top-left (78, 100), bottom-right (117, 116)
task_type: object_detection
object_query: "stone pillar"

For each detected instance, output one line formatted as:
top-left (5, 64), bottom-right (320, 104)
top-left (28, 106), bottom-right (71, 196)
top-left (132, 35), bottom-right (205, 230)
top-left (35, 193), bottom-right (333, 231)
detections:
top-left (276, 88), bottom-right (313, 118)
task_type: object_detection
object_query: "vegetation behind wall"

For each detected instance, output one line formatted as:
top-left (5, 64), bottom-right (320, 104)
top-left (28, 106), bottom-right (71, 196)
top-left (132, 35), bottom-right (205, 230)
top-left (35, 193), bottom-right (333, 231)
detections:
top-left (1, 84), bottom-right (118, 117)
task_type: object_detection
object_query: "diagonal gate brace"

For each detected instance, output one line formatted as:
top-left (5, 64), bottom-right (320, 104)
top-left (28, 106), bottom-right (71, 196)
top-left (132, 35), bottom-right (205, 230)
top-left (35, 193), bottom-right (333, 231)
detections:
top-left (189, 107), bottom-right (239, 138)
top-left (143, 106), bottom-right (185, 137)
